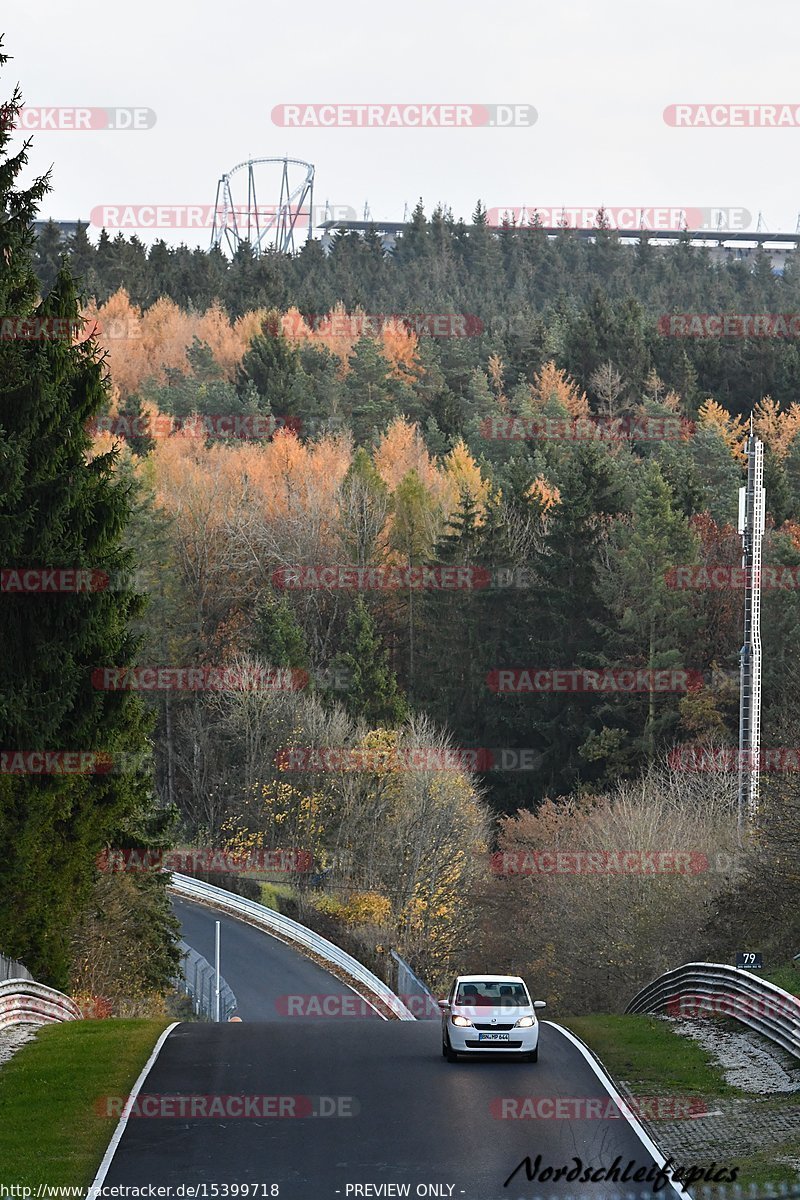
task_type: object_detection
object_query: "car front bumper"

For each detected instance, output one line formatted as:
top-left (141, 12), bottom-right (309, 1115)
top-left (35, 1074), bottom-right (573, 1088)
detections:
top-left (446, 1021), bottom-right (539, 1053)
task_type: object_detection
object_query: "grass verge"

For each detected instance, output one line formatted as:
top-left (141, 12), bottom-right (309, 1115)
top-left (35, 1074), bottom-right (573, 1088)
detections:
top-left (560, 1014), bottom-right (800, 1191)
top-left (762, 963), bottom-right (799, 994)
top-left (0, 1019), bottom-right (171, 1186)
top-left (561, 1013), bottom-right (742, 1096)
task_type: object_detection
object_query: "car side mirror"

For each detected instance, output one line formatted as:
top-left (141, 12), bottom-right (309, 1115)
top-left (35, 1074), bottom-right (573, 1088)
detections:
top-left (437, 999), bottom-right (448, 1010)
top-left (533, 1000), bottom-right (547, 1008)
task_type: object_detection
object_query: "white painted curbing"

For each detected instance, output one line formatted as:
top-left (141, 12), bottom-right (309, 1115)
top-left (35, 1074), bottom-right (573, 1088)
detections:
top-left (87, 1021), bottom-right (179, 1200)
top-left (545, 1021), bottom-right (691, 1200)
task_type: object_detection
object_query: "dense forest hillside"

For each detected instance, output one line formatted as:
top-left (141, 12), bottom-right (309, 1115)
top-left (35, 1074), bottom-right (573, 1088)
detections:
top-left (17, 207), bottom-right (800, 1003)
top-left (34, 204), bottom-right (800, 418)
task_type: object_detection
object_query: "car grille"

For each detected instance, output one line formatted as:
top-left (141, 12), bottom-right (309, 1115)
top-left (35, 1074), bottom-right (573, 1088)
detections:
top-left (473, 1022), bottom-right (515, 1031)
top-left (465, 1038), bottom-right (523, 1048)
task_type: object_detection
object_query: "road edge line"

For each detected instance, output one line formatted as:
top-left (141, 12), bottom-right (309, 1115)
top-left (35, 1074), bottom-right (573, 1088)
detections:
top-left (544, 1020), bottom-right (691, 1200)
top-left (86, 1020), bottom-right (179, 1199)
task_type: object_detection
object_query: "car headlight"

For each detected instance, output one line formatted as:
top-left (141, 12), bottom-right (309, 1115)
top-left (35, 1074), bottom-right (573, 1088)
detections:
top-left (451, 1014), bottom-right (472, 1027)
top-left (515, 1015), bottom-right (535, 1028)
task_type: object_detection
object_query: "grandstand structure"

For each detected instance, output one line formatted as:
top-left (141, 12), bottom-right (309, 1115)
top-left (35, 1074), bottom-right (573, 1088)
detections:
top-left (32, 215), bottom-right (800, 274)
top-left (318, 219), bottom-right (800, 273)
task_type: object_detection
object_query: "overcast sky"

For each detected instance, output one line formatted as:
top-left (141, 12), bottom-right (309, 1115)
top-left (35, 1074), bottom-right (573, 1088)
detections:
top-left (6, 0), bottom-right (800, 248)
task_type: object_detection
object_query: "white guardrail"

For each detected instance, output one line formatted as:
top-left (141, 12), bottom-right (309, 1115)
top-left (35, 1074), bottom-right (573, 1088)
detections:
top-left (0, 978), bottom-right (82, 1028)
top-left (168, 874), bottom-right (416, 1020)
top-left (625, 961), bottom-right (800, 1059)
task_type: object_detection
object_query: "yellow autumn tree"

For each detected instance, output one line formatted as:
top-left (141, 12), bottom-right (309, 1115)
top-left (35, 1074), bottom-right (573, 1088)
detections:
top-left (235, 308), bottom-right (270, 352)
top-left (441, 439), bottom-right (492, 523)
top-left (487, 353), bottom-right (507, 406)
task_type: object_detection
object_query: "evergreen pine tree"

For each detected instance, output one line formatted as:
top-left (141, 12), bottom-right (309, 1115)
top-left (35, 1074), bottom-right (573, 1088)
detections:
top-left (332, 597), bottom-right (407, 727)
top-left (0, 53), bottom-right (165, 984)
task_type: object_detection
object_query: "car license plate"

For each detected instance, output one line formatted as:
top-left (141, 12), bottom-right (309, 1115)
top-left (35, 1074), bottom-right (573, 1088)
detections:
top-left (478, 1032), bottom-right (510, 1042)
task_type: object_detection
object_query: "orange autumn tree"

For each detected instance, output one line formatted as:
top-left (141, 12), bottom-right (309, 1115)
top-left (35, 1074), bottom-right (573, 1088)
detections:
top-left (373, 418), bottom-right (446, 500)
top-left (282, 302), bottom-right (358, 371)
top-left (146, 430), bottom-right (353, 653)
top-left (83, 289), bottom-right (148, 400)
top-left (530, 361), bottom-right (591, 420)
top-left (378, 317), bottom-right (423, 383)
top-left (697, 399), bottom-right (748, 461)
top-left (215, 430), bottom-right (354, 569)
top-left (374, 419), bottom-right (468, 561)
top-left (753, 395), bottom-right (800, 461)
top-left (147, 432), bottom-right (255, 649)
top-left (194, 302), bottom-right (252, 380)
top-left (85, 290), bottom-right (264, 400)
top-left (281, 303), bottom-right (423, 383)
top-left (528, 475), bottom-right (561, 514)
top-left (235, 308), bottom-right (269, 351)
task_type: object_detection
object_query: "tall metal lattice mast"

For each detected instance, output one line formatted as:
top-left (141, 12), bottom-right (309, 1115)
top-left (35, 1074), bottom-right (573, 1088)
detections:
top-left (737, 423), bottom-right (765, 836)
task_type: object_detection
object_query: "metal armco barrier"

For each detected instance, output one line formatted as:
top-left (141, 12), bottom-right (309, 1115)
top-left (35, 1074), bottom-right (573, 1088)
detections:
top-left (625, 961), bottom-right (800, 1059)
top-left (0, 953), bottom-right (32, 983)
top-left (390, 949), bottom-right (440, 1019)
top-left (0, 979), bottom-right (82, 1028)
top-left (176, 939), bottom-right (237, 1021)
top-left (168, 874), bottom-right (416, 1020)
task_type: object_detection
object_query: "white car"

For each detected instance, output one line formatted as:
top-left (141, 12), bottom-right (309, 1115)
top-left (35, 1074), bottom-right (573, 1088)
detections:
top-left (439, 974), bottom-right (546, 1062)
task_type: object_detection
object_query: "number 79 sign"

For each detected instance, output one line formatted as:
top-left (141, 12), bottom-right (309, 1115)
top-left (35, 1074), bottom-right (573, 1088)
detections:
top-left (736, 952), bottom-right (763, 969)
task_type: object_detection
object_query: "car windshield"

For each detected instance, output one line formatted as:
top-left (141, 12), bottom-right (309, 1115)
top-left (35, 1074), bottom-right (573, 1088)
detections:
top-left (456, 981), bottom-right (529, 1006)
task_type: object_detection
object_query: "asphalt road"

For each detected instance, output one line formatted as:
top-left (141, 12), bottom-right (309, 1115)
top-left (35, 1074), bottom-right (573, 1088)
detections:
top-left (173, 897), bottom-right (376, 1021)
top-left (103, 899), bottom-right (683, 1200)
